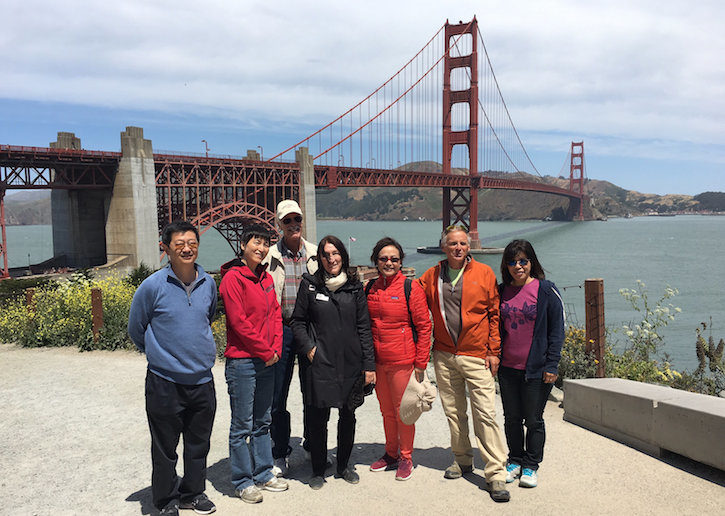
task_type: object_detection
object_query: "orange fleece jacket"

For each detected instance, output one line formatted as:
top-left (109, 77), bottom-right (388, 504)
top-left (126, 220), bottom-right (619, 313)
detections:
top-left (417, 258), bottom-right (501, 359)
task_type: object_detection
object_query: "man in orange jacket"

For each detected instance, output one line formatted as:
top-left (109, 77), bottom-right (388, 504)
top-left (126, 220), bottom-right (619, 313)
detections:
top-left (418, 225), bottom-right (510, 503)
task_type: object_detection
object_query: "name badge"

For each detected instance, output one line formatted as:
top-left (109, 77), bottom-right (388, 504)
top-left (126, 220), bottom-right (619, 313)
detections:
top-left (316, 293), bottom-right (330, 302)
top-left (391, 296), bottom-right (400, 300)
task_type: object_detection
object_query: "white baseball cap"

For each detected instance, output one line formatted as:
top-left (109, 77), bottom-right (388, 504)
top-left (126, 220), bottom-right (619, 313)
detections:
top-left (276, 199), bottom-right (303, 222)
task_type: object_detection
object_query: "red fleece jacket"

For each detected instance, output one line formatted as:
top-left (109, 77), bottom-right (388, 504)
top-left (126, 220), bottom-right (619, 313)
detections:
top-left (219, 259), bottom-right (282, 362)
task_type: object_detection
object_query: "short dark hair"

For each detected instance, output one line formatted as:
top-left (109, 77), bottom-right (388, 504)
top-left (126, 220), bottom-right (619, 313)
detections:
top-left (241, 224), bottom-right (271, 246)
top-left (162, 221), bottom-right (199, 246)
top-left (317, 234), bottom-right (358, 282)
top-left (500, 239), bottom-right (546, 285)
top-left (370, 237), bottom-right (405, 265)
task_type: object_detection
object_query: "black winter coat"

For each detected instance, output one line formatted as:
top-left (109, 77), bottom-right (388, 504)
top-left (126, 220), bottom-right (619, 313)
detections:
top-left (291, 272), bottom-right (375, 409)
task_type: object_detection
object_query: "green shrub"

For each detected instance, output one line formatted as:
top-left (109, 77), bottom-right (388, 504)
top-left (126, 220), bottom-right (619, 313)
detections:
top-left (124, 262), bottom-right (156, 288)
top-left (0, 273), bottom-right (135, 351)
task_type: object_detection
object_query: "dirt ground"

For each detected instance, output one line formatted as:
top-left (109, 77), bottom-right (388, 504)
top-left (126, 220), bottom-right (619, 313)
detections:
top-left (1, 343), bottom-right (723, 515)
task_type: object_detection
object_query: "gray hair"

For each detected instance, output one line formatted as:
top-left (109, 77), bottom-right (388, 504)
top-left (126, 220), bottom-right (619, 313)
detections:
top-left (440, 224), bottom-right (471, 247)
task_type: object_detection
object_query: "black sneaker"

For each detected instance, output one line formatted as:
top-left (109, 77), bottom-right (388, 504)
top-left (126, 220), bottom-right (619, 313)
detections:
top-left (336, 467), bottom-right (360, 484)
top-left (179, 493), bottom-right (216, 514)
top-left (309, 475), bottom-right (326, 490)
top-left (160, 500), bottom-right (179, 516)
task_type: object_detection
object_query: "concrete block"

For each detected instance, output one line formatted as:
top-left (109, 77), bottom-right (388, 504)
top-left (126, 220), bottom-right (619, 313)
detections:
top-left (564, 378), bottom-right (725, 471)
top-left (653, 391), bottom-right (725, 471)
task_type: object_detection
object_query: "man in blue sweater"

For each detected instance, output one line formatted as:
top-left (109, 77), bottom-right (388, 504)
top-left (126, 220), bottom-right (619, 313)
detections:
top-left (128, 221), bottom-right (218, 516)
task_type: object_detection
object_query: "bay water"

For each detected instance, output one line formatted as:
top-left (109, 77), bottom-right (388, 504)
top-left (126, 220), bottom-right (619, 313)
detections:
top-left (6, 215), bottom-right (724, 371)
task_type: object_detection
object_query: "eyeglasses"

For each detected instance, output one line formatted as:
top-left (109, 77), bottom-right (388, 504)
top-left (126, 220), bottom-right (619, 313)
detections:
top-left (377, 256), bottom-right (400, 264)
top-left (507, 259), bottom-right (530, 267)
top-left (282, 215), bottom-right (302, 225)
top-left (173, 240), bottom-right (198, 251)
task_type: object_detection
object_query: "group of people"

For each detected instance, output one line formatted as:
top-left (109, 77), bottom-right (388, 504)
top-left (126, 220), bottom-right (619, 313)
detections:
top-left (128, 200), bottom-right (565, 516)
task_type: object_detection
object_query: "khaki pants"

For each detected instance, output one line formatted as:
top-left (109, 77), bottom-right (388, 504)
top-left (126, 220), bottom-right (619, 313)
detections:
top-left (433, 349), bottom-right (507, 482)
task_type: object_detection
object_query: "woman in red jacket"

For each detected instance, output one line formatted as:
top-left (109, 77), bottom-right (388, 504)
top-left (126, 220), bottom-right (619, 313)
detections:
top-left (219, 224), bottom-right (288, 504)
top-left (365, 237), bottom-right (432, 481)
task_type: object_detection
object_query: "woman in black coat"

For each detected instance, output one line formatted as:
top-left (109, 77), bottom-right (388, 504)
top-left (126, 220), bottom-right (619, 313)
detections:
top-left (291, 235), bottom-right (376, 490)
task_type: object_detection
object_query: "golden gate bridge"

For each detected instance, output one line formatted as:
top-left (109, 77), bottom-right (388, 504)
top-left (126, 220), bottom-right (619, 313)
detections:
top-left (0, 17), bottom-right (587, 278)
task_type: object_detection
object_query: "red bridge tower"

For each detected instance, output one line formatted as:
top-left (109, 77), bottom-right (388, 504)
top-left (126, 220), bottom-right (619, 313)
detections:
top-left (442, 18), bottom-right (481, 247)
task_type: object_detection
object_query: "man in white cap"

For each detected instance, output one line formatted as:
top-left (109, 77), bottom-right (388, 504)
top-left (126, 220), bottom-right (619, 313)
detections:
top-left (263, 199), bottom-right (319, 477)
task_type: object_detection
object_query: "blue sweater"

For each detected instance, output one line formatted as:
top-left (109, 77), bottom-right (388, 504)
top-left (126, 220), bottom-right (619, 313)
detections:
top-left (500, 279), bottom-right (565, 380)
top-left (128, 264), bottom-right (218, 385)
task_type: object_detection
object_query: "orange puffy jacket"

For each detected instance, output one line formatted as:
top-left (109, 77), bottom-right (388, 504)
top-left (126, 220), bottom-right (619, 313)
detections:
top-left (417, 258), bottom-right (501, 359)
top-left (366, 271), bottom-right (432, 369)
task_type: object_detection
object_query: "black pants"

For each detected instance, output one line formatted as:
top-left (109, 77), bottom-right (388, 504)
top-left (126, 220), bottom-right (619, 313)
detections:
top-left (498, 366), bottom-right (552, 470)
top-left (271, 325), bottom-right (310, 459)
top-left (145, 370), bottom-right (216, 510)
top-left (306, 404), bottom-right (355, 477)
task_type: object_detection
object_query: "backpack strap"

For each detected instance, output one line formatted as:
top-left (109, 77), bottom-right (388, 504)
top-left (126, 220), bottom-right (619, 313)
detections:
top-left (365, 278), bottom-right (375, 296)
top-left (404, 278), bottom-right (418, 343)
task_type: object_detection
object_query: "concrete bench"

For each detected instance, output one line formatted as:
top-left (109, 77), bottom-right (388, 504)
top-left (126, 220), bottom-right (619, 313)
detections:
top-left (563, 378), bottom-right (725, 471)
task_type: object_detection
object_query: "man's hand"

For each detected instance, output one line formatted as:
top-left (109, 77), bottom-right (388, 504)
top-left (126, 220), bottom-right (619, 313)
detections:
top-left (485, 355), bottom-right (500, 376)
top-left (364, 371), bottom-right (376, 385)
top-left (543, 371), bottom-right (558, 384)
top-left (265, 353), bottom-right (279, 367)
top-left (307, 346), bottom-right (316, 362)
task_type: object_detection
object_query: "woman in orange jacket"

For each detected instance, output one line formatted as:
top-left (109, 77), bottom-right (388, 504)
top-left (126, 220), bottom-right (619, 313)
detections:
top-left (365, 237), bottom-right (432, 481)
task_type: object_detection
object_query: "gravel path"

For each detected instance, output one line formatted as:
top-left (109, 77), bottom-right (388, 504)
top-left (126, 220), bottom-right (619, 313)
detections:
top-left (1, 343), bottom-right (723, 515)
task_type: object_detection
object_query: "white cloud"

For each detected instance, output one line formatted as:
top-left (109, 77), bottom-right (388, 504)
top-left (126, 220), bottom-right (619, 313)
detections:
top-left (2, 0), bottom-right (724, 177)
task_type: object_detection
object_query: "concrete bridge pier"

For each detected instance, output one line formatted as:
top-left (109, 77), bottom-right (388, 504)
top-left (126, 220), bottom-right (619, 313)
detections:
top-left (50, 132), bottom-right (109, 268)
top-left (105, 127), bottom-right (160, 270)
top-left (296, 147), bottom-right (317, 244)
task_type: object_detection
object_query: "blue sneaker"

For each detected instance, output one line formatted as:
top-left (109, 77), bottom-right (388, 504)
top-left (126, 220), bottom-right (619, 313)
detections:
top-left (505, 463), bottom-right (521, 483)
top-left (519, 467), bottom-right (538, 487)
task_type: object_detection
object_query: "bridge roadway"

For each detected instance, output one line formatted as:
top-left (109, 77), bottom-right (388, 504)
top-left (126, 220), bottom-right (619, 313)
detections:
top-left (0, 144), bottom-right (582, 198)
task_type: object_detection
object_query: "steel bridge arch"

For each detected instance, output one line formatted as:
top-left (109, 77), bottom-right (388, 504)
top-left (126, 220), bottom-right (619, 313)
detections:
top-left (189, 201), bottom-right (277, 257)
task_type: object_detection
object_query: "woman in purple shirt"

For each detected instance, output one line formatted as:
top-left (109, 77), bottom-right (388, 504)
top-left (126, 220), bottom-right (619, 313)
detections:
top-left (498, 240), bottom-right (564, 489)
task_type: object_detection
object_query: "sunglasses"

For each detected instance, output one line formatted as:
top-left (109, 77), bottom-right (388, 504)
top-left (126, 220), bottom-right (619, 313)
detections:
top-left (173, 240), bottom-right (198, 251)
top-left (507, 259), bottom-right (530, 267)
top-left (377, 256), bottom-right (400, 264)
top-left (282, 215), bottom-right (302, 225)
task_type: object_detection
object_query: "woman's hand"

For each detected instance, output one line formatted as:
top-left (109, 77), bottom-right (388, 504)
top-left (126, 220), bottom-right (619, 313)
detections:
top-left (265, 353), bottom-right (279, 367)
top-left (364, 371), bottom-right (376, 385)
top-left (414, 368), bottom-right (425, 382)
top-left (307, 346), bottom-right (316, 362)
top-left (543, 371), bottom-right (558, 384)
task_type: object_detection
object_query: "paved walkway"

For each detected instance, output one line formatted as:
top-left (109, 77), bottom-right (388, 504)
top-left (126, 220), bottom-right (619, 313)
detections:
top-left (1, 344), bottom-right (723, 515)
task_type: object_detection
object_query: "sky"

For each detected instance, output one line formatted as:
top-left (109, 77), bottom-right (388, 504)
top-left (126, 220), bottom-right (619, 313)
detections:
top-left (1, 0), bottom-right (724, 196)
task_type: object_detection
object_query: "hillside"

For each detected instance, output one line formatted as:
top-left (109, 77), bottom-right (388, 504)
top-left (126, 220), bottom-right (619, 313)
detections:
top-left (3, 191), bottom-right (52, 225)
top-left (4, 175), bottom-right (724, 225)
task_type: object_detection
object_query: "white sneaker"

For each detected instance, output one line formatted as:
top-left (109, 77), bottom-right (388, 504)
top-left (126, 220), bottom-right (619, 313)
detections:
top-left (262, 477), bottom-right (289, 492)
top-left (236, 485), bottom-right (263, 504)
top-left (505, 463), bottom-right (521, 483)
top-left (272, 457), bottom-right (289, 477)
top-left (519, 468), bottom-right (538, 488)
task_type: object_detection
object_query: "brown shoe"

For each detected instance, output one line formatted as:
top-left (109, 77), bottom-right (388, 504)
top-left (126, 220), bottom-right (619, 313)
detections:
top-left (443, 462), bottom-right (473, 479)
top-left (489, 480), bottom-right (510, 502)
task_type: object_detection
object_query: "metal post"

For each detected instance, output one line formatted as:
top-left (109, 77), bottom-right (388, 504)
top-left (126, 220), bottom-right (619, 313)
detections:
top-left (91, 288), bottom-right (103, 343)
top-left (585, 278), bottom-right (605, 377)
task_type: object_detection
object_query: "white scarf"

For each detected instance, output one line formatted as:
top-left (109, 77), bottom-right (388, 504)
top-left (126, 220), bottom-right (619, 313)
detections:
top-left (324, 271), bottom-right (348, 292)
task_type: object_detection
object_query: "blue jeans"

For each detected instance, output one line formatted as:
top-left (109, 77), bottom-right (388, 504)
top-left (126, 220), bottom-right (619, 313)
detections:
top-left (498, 366), bottom-right (553, 470)
top-left (271, 325), bottom-right (310, 458)
top-left (225, 357), bottom-right (275, 490)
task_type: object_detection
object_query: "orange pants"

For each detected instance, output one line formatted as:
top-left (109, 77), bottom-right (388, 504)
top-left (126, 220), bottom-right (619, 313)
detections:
top-left (375, 362), bottom-right (415, 460)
